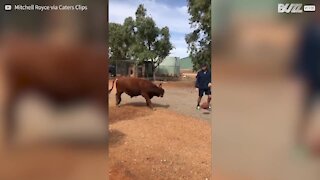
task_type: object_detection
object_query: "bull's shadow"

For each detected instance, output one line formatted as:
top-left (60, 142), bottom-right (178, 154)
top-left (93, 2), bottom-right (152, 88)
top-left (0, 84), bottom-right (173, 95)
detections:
top-left (121, 102), bottom-right (170, 108)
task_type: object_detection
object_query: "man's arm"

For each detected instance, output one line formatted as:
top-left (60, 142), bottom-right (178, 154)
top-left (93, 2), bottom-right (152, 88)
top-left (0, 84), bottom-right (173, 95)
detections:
top-left (208, 71), bottom-right (212, 87)
top-left (293, 25), bottom-right (310, 78)
top-left (195, 71), bottom-right (200, 88)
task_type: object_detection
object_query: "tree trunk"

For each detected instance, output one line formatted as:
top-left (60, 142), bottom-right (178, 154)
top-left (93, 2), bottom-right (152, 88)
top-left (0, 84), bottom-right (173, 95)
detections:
top-left (153, 69), bottom-right (156, 81)
top-left (152, 64), bottom-right (157, 81)
top-left (134, 61), bottom-right (138, 77)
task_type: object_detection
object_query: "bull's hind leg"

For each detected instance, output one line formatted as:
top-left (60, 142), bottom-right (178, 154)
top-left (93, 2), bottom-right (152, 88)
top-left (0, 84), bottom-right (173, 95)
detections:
top-left (116, 91), bottom-right (123, 106)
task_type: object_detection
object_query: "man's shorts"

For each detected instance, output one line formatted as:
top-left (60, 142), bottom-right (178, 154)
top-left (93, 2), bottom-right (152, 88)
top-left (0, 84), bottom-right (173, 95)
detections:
top-left (304, 82), bottom-right (320, 108)
top-left (199, 88), bottom-right (211, 97)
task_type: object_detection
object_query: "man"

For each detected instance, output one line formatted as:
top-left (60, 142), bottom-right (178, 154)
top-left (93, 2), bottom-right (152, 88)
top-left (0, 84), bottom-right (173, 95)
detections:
top-left (294, 6), bottom-right (320, 145)
top-left (195, 64), bottom-right (212, 110)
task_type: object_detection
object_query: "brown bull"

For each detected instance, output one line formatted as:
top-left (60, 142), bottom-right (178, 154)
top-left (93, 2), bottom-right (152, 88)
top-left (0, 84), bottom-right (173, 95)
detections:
top-left (2, 36), bottom-right (108, 144)
top-left (108, 77), bottom-right (164, 109)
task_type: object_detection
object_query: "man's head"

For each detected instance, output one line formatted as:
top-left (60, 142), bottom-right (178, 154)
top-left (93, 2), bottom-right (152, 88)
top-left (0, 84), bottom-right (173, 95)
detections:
top-left (201, 64), bottom-right (208, 71)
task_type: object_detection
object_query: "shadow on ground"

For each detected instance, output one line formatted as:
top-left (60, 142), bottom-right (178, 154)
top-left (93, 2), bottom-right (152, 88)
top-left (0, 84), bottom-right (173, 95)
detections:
top-left (109, 102), bottom-right (169, 124)
top-left (109, 129), bottom-right (126, 147)
top-left (122, 102), bottom-right (170, 109)
top-left (109, 106), bottom-right (148, 124)
top-left (202, 111), bottom-right (211, 115)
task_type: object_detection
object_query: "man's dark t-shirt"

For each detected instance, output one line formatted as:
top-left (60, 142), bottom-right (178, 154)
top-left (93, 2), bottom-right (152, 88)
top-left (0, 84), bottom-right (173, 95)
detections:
top-left (295, 22), bottom-right (320, 89)
top-left (196, 70), bottom-right (211, 89)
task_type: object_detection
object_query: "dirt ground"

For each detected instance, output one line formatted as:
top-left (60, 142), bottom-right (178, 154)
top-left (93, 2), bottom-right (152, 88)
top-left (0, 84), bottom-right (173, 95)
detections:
top-left (108, 80), bottom-right (213, 179)
top-left (108, 79), bottom-right (212, 121)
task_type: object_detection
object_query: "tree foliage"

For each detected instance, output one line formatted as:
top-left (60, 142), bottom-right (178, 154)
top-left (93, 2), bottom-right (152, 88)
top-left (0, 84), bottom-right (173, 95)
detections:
top-left (109, 17), bottom-right (135, 63)
top-left (185, 0), bottom-right (211, 70)
top-left (109, 4), bottom-right (173, 80)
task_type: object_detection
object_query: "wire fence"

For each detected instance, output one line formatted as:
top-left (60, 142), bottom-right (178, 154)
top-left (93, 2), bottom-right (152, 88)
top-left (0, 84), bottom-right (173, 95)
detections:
top-left (110, 60), bottom-right (181, 81)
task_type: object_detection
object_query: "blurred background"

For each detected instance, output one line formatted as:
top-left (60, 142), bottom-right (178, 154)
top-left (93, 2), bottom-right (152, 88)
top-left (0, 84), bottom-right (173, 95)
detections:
top-left (0, 0), bottom-right (108, 180)
top-left (213, 0), bottom-right (320, 179)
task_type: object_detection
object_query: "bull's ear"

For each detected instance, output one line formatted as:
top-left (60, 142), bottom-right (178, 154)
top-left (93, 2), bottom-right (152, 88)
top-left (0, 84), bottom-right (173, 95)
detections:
top-left (159, 83), bottom-right (162, 88)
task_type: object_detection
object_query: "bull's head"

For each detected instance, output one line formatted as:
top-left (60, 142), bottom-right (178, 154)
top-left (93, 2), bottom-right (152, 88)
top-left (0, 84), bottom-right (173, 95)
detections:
top-left (158, 83), bottom-right (164, 97)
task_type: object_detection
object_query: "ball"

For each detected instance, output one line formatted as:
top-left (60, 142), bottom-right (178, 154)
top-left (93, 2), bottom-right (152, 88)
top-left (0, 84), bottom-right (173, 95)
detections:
top-left (200, 102), bottom-right (210, 109)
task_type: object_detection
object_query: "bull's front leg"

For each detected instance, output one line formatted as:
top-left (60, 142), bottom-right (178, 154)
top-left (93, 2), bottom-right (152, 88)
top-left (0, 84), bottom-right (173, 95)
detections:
top-left (141, 93), bottom-right (154, 109)
top-left (116, 92), bottom-right (122, 106)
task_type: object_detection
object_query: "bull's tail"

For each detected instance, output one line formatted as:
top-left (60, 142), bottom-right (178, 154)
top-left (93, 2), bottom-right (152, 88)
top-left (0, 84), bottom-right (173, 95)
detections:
top-left (108, 78), bottom-right (118, 94)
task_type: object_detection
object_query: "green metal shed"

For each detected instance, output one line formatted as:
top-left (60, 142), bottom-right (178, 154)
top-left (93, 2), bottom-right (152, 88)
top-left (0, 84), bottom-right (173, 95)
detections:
top-left (156, 56), bottom-right (180, 77)
top-left (180, 57), bottom-right (193, 71)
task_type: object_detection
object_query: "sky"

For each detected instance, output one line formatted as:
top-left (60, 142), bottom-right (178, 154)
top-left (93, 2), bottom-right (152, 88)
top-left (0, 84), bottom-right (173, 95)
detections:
top-left (109, 0), bottom-right (190, 58)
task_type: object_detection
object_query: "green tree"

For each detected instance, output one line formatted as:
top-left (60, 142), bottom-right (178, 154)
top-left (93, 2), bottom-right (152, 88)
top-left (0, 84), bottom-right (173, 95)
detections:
top-left (109, 23), bottom-right (125, 62)
top-left (109, 4), bottom-right (173, 80)
top-left (109, 18), bottom-right (135, 64)
top-left (185, 0), bottom-right (211, 70)
top-left (133, 4), bottom-right (173, 80)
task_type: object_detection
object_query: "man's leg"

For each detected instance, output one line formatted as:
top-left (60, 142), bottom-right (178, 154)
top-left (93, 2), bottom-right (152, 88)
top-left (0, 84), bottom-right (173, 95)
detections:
top-left (197, 89), bottom-right (203, 109)
top-left (197, 96), bottom-right (202, 106)
top-left (207, 95), bottom-right (212, 104)
top-left (296, 86), bottom-right (316, 145)
top-left (206, 89), bottom-right (212, 109)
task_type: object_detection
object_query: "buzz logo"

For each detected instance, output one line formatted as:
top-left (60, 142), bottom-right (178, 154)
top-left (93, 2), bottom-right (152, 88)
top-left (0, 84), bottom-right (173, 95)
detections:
top-left (278, 3), bottom-right (303, 13)
top-left (278, 4), bottom-right (316, 13)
